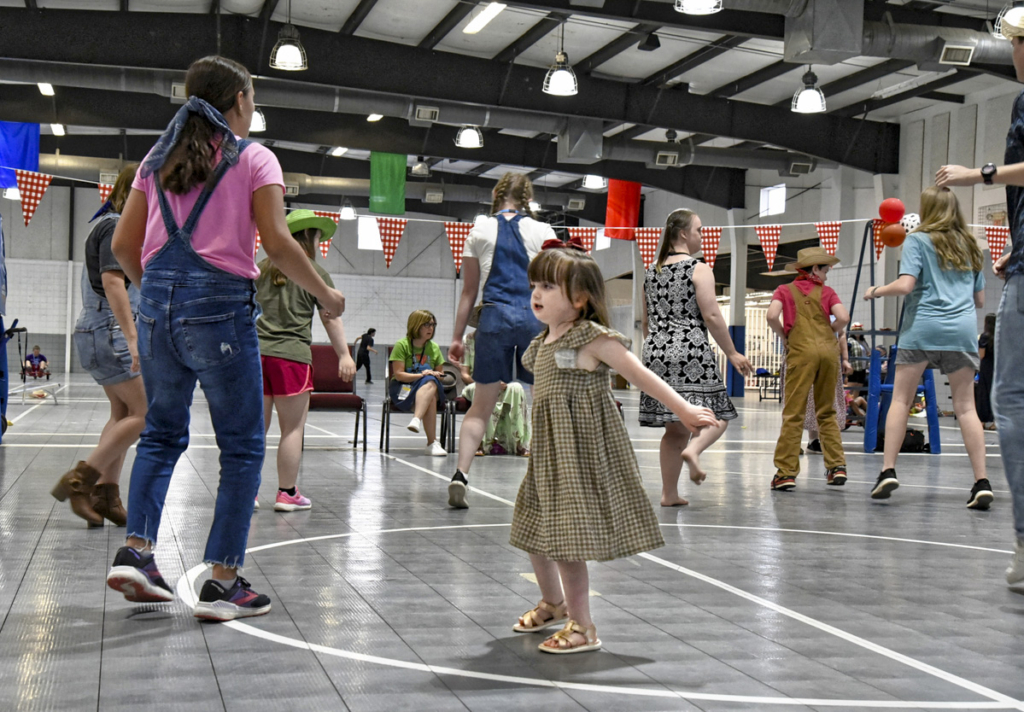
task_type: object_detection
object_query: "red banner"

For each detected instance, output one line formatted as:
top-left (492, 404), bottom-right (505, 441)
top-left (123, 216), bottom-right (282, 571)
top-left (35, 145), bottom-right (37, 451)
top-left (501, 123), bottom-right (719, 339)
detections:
top-left (701, 226), bottom-right (722, 269)
top-left (319, 238), bottom-right (332, 259)
top-left (986, 226), bottom-right (1010, 262)
top-left (377, 217), bottom-right (407, 268)
top-left (444, 222), bottom-right (472, 274)
top-left (872, 219), bottom-right (885, 260)
top-left (815, 221), bottom-right (841, 256)
top-left (605, 179), bottom-right (641, 240)
top-left (15, 169), bottom-right (53, 227)
top-left (99, 183), bottom-right (114, 204)
top-left (566, 227), bottom-right (598, 254)
top-left (755, 225), bottom-right (782, 272)
top-left (635, 227), bottom-right (662, 269)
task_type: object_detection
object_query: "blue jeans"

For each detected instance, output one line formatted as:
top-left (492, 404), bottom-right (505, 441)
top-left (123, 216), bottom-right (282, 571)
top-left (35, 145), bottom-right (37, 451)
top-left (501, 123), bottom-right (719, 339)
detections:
top-left (126, 272), bottom-right (264, 567)
top-left (994, 273), bottom-right (1024, 541)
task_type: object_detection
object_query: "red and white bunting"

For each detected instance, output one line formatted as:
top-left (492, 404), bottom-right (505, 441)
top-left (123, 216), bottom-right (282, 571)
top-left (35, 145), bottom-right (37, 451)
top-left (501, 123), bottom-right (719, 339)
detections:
top-left (872, 219), bottom-right (886, 260)
top-left (986, 226), bottom-right (1010, 261)
top-left (319, 238), bottom-right (332, 259)
top-left (635, 227), bottom-right (662, 269)
top-left (377, 217), bottom-right (407, 268)
top-left (312, 210), bottom-right (341, 225)
top-left (815, 221), bottom-right (842, 256)
top-left (755, 225), bottom-right (782, 272)
top-left (444, 222), bottom-right (472, 274)
top-left (15, 169), bottom-right (53, 227)
top-left (566, 227), bottom-right (598, 254)
top-left (700, 226), bottom-right (722, 269)
top-left (254, 229), bottom-right (261, 256)
top-left (99, 183), bottom-right (114, 204)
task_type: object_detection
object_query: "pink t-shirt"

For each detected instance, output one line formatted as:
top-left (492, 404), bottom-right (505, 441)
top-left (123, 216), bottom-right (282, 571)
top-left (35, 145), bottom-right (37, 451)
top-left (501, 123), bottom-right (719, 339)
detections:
top-left (132, 139), bottom-right (284, 279)
top-left (771, 276), bottom-right (842, 335)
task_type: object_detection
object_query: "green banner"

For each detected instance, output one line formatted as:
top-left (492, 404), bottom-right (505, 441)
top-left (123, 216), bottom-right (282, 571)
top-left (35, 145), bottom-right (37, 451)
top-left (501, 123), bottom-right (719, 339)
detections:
top-left (369, 151), bottom-right (407, 216)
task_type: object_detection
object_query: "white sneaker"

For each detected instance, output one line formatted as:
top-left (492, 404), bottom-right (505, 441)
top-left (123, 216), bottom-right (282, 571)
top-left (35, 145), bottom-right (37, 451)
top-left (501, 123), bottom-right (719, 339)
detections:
top-left (1007, 538), bottom-right (1024, 586)
top-left (407, 417), bottom-right (422, 433)
top-left (425, 441), bottom-right (447, 457)
top-left (253, 498), bottom-right (260, 511)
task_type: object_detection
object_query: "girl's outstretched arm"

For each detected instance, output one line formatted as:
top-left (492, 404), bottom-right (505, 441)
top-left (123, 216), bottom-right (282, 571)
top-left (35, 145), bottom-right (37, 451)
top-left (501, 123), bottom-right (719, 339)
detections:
top-left (584, 335), bottom-right (718, 433)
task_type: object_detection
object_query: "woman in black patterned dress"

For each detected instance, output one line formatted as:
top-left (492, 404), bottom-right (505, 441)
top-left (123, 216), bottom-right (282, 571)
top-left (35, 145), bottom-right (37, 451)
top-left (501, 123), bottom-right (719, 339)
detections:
top-left (640, 209), bottom-right (752, 506)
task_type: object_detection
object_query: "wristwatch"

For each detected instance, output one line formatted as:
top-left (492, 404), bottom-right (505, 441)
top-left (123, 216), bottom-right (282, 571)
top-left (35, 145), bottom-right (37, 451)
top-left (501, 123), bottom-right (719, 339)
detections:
top-left (981, 163), bottom-right (997, 185)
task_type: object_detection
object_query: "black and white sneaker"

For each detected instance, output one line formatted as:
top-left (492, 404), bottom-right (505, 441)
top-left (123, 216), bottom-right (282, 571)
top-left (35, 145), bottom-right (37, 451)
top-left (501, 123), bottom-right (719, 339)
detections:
top-left (966, 479), bottom-right (994, 510)
top-left (106, 546), bottom-right (175, 603)
top-left (193, 577), bottom-right (271, 621)
top-left (870, 469), bottom-right (899, 499)
top-left (448, 470), bottom-right (468, 509)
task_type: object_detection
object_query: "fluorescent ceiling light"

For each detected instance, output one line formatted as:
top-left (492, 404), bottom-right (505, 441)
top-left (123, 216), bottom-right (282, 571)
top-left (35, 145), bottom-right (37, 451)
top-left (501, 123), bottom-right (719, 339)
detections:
top-left (340, 200), bottom-right (357, 221)
top-left (37, 83), bottom-right (54, 96)
top-left (329, 146), bottom-right (348, 157)
top-left (463, 2), bottom-right (506, 34)
top-left (675, 0), bottom-right (722, 14)
top-left (250, 108), bottom-right (267, 132)
top-left (455, 126), bottom-right (483, 149)
top-left (543, 52), bottom-right (578, 97)
top-left (269, 25), bottom-right (307, 71)
top-left (582, 174), bottom-right (606, 190)
top-left (50, 123), bottom-right (66, 136)
top-left (791, 69), bottom-right (825, 114)
top-left (3, 188), bottom-right (21, 201)
top-left (366, 113), bottom-right (384, 122)
top-left (529, 201), bottom-right (541, 211)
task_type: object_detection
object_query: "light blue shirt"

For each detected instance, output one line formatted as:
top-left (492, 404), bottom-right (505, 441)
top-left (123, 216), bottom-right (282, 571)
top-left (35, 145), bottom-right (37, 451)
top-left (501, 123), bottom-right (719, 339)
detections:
top-left (898, 232), bottom-right (984, 353)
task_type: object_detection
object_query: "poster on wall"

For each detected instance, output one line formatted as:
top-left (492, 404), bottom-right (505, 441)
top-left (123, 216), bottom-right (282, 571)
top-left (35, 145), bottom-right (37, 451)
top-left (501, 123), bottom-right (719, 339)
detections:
top-left (975, 200), bottom-right (1008, 244)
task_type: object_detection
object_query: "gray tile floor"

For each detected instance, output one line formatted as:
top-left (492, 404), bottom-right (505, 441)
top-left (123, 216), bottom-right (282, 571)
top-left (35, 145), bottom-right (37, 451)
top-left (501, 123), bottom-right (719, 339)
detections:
top-left (3, 377), bottom-right (1023, 711)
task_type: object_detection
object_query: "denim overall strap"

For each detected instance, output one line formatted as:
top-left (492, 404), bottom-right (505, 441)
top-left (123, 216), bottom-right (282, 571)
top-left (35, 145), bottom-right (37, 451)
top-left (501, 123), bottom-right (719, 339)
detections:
top-left (482, 213), bottom-right (532, 307)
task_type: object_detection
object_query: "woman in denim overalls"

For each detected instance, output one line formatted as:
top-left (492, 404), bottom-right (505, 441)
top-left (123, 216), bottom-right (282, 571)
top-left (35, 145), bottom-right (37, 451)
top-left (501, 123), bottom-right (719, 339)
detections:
top-left (448, 173), bottom-right (555, 508)
top-left (104, 56), bottom-right (345, 621)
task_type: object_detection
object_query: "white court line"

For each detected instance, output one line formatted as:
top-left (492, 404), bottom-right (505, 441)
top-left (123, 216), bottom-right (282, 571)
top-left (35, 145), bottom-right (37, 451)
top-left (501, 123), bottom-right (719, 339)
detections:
top-left (176, 523), bottom-right (1022, 709)
top-left (632, 449), bottom-right (1000, 458)
top-left (8, 384), bottom-right (69, 422)
top-left (304, 422), bottom-right (342, 437)
top-left (386, 455), bottom-right (516, 506)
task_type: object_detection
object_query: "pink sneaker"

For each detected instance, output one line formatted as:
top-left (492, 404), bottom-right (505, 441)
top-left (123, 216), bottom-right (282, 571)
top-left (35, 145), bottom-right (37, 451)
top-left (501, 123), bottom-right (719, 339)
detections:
top-left (274, 489), bottom-right (312, 512)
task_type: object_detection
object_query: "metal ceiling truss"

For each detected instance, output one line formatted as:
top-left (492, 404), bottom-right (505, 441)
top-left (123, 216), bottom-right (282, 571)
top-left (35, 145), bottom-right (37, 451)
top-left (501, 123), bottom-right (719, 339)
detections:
top-left (339, 0), bottom-right (379, 36)
top-left (493, 12), bottom-right (569, 64)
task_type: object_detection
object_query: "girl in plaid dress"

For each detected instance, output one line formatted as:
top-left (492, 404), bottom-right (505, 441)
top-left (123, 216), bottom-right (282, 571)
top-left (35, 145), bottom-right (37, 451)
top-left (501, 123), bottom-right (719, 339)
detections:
top-left (511, 245), bottom-right (716, 655)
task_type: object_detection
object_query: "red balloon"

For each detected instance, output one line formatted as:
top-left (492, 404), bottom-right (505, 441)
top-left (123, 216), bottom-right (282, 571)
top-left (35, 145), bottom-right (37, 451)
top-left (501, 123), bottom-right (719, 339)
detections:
top-left (879, 198), bottom-right (905, 224)
top-left (880, 222), bottom-right (906, 248)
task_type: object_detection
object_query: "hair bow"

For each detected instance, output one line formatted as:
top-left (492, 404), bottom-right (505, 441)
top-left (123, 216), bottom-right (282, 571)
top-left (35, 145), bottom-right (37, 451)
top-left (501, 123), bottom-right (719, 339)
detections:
top-left (542, 236), bottom-right (587, 252)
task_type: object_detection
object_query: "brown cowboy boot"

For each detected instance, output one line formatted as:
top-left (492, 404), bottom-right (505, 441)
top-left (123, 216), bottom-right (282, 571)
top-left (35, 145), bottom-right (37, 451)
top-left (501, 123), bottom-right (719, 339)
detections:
top-left (51, 461), bottom-right (104, 527)
top-left (92, 484), bottom-right (127, 527)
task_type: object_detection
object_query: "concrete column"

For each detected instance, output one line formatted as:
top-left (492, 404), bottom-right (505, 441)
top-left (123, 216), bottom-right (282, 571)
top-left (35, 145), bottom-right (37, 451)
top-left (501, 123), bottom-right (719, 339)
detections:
top-left (726, 208), bottom-right (747, 398)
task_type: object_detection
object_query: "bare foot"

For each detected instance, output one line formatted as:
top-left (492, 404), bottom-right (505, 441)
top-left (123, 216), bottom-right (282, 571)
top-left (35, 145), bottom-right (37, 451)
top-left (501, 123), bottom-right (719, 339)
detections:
top-left (682, 450), bottom-right (707, 485)
top-left (661, 494), bottom-right (689, 507)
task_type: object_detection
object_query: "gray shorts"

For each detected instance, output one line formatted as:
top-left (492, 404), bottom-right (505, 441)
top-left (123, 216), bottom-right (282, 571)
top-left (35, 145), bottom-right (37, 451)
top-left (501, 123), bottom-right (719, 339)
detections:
top-left (894, 348), bottom-right (979, 374)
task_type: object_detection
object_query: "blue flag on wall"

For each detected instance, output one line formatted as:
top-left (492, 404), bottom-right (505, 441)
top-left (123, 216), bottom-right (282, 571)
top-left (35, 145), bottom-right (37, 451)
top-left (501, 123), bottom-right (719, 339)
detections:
top-left (0, 122), bottom-right (40, 189)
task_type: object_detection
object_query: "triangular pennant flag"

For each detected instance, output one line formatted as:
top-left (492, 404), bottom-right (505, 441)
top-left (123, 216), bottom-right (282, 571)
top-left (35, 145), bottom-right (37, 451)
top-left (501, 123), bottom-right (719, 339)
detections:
top-left (312, 210), bottom-right (341, 225)
top-left (815, 221), bottom-right (842, 256)
top-left (254, 229), bottom-right (261, 256)
top-left (872, 219), bottom-right (886, 260)
top-left (15, 169), bottom-right (53, 227)
top-left (319, 238), bottom-right (332, 259)
top-left (376, 217), bottom-right (407, 268)
top-left (99, 183), bottom-right (114, 204)
top-left (566, 227), bottom-right (598, 254)
top-left (444, 222), bottom-right (473, 274)
top-left (700, 226), bottom-right (722, 269)
top-left (635, 227), bottom-right (662, 269)
top-left (986, 226), bottom-right (1010, 262)
top-left (755, 224), bottom-right (782, 272)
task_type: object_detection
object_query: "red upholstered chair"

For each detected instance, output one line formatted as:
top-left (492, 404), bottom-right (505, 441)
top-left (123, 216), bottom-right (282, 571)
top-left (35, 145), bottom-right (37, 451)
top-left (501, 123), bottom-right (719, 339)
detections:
top-left (309, 344), bottom-right (367, 451)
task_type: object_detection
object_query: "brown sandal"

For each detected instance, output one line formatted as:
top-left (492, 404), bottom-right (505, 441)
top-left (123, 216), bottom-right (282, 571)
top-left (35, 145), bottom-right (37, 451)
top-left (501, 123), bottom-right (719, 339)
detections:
top-left (538, 620), bottom-right (602, 654)
top-left (512, 599), bottom-right (568, 633)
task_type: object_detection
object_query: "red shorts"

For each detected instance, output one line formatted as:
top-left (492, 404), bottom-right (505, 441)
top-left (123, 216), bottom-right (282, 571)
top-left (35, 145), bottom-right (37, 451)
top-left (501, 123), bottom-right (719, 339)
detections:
top-left (261, 355), bottom-right (313, 397)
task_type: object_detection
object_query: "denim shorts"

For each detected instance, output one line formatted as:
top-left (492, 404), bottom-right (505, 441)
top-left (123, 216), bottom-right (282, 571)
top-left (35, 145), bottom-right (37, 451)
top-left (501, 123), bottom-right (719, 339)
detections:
top-left (74, 320), bottom-right (138, 386)
top-left (473, 303), bottom-right (543, 385)
top-left (895, 348), bottom-right (979, 374)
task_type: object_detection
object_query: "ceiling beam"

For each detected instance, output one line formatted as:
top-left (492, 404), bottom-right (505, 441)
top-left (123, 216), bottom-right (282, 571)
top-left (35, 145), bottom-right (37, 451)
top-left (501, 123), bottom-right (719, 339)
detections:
top-left (209, 0), bottom-right (220, 14)
top-left (24, 0), bottom-right (36, 7)
top-left (642, 35), bottom-right (747, 88)
top-left (710, 60), bottom-right (800, 99)
top-left (418, 2), bottom-right (475, 50)
top-left (339, 0), bottom-right (379, 35)
top-left (0, 9), bottom-right (901, 173)
top-left (920, 91), bottom-right (965, 104)
top-left (465, 163), bottom-right (497, 177)
top-left (832, 70), bottom-right (976, 118)
top-left (493, 12), bottom-right (568, 64)
top-left (576, 23), bottom-right (659, 76)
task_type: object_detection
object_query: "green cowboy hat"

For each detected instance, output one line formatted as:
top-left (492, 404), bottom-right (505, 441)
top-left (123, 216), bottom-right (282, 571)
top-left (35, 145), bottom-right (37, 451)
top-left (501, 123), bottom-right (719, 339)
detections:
top-left (286, 209), bottom-right (337, 241)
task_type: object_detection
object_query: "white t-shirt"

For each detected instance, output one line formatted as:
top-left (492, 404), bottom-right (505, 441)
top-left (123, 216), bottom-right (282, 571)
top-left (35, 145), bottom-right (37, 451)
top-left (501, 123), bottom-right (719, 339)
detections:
top-left (463, 214), bottom-right (556, 290)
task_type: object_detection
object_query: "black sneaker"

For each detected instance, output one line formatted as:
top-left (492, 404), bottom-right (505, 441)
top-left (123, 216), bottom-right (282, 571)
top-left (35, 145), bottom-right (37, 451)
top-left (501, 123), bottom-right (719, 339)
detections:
top-left (806, 439), bottom-right (822, 453)
top-left (771, 473), bottom-right (796, 491)
top-left (826, 466), bottom-right (847, 486)
top-left (193, 577), bottom-right (271, 621)
top-left (967, 479), bottom-right (994, 510)
top-left (870, 469), bottom-right (899, 499)
top-left (448, 470), bottom-right (468, 509)
top-left (106, 546), bottom-right (175, 603)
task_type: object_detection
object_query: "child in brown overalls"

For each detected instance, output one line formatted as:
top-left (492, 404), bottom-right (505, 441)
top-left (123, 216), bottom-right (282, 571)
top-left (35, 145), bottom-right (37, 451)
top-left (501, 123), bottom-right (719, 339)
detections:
top-left (766, 247), bottom-right (852, 491)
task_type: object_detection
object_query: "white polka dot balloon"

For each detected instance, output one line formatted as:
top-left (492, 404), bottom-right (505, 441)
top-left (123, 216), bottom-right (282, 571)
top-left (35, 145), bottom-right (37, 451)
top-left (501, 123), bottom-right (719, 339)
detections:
top-left (900, 213), bottom-right (921, 234)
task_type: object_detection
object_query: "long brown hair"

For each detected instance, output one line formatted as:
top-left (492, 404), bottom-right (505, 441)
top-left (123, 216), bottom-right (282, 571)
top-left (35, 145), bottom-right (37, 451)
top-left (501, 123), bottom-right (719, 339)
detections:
top-left (491, 172), bottom-right (536, 217)
top-left (109, 163), bottom-right (139, 213)
top-left (655, 209), bottom-right (697, 273)
top-left (258, 228), bottom-right (319, 286)
top-left (527, 248), bottom-right (610, 327)
top-left (917, 186), bottom-right (983, 272)
top-left (161, 56), bottom-right (252, 195)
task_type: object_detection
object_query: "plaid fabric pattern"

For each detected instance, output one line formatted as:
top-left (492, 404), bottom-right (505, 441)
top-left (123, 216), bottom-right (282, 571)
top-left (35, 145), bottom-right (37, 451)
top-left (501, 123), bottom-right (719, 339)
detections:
top-left (15, 169), bottom-right (53, 227)
top-left (635, 227), bottom-right (661, 269)
top-left (815, 221), bottom-right (841, 256)
top-left (444, 222), bottom-right (472, 273)
top-left (986, 226), bottom-right (1010, 261)
top-left (510, 320), bottom-right (665, 561)
top-left (700, 226), bottom-right (722, 268)
top-left (566, 227), bottom-right (597, 254)
top-left (872, 219), bottom-right (886, 260)
top-left (755, 224), bottom-right (782, 271)
top-left (99, 183), bottom-right (114, 204)
top-left (377, 217), bottom-right (407, 268)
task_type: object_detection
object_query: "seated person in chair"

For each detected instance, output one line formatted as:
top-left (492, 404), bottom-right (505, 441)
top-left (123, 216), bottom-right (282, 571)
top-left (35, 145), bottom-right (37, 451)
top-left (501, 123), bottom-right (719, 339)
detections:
top-left (26, 346), bottom-right (50, 379)
top-left (390, 310), bottom-right (447, 457)
top-left (458, 331), bottom-right (530, 456)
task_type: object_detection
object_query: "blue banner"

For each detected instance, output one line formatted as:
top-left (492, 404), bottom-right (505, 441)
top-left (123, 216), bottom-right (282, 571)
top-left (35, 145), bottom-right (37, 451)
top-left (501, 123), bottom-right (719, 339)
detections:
top-left (0, 121), bottom-right (40, 189)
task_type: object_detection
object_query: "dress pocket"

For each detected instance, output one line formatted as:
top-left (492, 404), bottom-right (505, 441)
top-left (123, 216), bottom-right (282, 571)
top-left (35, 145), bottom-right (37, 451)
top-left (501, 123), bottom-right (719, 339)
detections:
top-left (180, 312), bottom-right (240, 367)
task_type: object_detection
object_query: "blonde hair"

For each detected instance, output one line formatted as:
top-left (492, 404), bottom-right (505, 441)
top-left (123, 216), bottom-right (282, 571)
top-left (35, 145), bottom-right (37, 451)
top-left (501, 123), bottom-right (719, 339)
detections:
top-left (527, 249), bottom-right (610, 327)
top-left (109, 163), bottom-right (139, 214)
top-left (491, 172), bottom-right (536, 217)
top-left (406, 309), bottom-right (437, 344)
top-left (917, 187), bottom-right (983, 272)
top-left (655, 209), bottom-right (697, 273)
top-left (258, 228), bottom-right (320, 287)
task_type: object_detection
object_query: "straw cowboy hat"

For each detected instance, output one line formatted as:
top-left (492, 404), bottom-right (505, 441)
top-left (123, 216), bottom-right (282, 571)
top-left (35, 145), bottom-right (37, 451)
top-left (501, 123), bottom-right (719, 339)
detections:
top-left (787, 246), bottom-right (840, 271)
top-left (286, 209), bottom-right (337, 241)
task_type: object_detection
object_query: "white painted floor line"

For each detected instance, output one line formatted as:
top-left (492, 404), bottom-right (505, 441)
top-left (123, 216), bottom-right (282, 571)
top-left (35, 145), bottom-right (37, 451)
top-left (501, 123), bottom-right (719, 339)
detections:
top-left (9, 385), bottom-right (69, 422)
top-left (304, 422), bottom-right (342, 437)
top-left (386, 455), bottom-right (516, 506)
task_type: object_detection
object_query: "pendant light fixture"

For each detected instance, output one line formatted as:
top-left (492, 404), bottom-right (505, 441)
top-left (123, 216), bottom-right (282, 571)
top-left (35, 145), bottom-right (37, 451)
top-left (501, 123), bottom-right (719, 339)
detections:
top-left (996, 2), bottom-right (1024, 38)
top-left (340, 200), bottom-right (357, 221)
top-left (455, 126), bottom-right (484, 149)
top-left (250, 107), bottom-right (267, 132)
top-left (543, 22), bottom-right (578, 97)
top-left (270, 0), bottom-right (308, 71)
top-left (37, 83), bottom-right (54, 96)
top-left (791, 67), bottom-right (826, 114)
top-left (674, 0), bottom-right (722, 14)
top-left (50, 123), bottom-right (66, 136)
top-left (582, 174), bottom-right (606, 190)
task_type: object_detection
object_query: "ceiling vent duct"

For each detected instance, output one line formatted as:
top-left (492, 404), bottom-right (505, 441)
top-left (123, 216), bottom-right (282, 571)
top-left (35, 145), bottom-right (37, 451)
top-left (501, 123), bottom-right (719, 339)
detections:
top-left (284, 183), bottom-right (300, 197)
top-left (784, 0), bottom-right (863, 65)
top-left (655, 151), bottom-right (680, 167)
top-left (557, 118), bottom-right (604, 164)
top-left (423, 189), bottom-right (445, 204)
top-left (411, 105), bottom-right (440, 127)
top-left (170, 82), bottom-right (187, 104)
top-left (939, 42), bottom-right (975, 66)
top-left (786, 160), bottom-right (814, 176)
top-left (99, 171), bottom-right (119, 184)
top-left (567, 197), bottom-right (586, 211)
